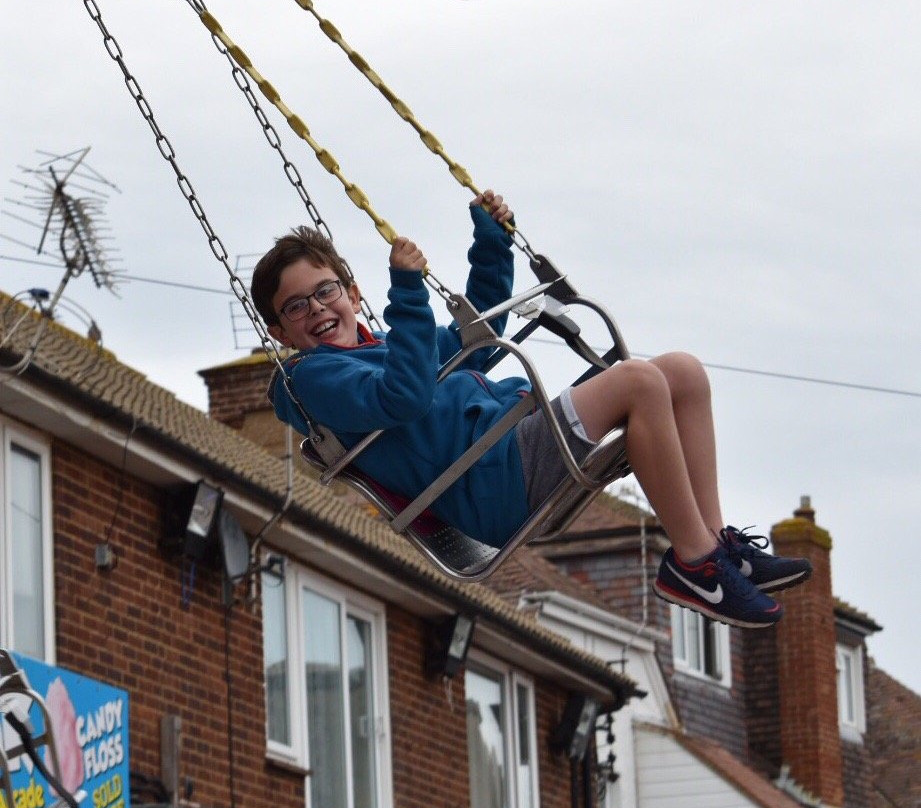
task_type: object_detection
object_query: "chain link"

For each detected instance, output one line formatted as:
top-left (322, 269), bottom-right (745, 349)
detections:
top-left (81, 0), bottom-right (308, 414)
top-left (193, 5), bottom-right (383, 330)
top-left (190, 5), bottom-right (479, 307)
top-left (290, 0), bottom-right (542, 266)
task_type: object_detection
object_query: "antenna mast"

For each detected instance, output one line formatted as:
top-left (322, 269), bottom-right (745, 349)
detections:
top-left (1, 147), bottom-right (122, 372)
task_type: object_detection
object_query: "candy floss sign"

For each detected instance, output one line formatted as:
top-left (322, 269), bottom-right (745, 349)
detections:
top-left (2, 654), bottom-right (130, 808)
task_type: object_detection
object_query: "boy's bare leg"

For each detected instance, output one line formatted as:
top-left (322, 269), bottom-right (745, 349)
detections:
top-left (569, 360), bottom-right (717, 562)
top-left (648, 352), bottom-right (724, 535)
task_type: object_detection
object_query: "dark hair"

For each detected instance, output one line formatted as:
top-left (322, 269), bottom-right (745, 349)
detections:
top-left (251, 226), bottom-right (352, 326)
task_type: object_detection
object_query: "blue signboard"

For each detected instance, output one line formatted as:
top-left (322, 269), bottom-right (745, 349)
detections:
top-left (1, 653), bottom-right (130, 808)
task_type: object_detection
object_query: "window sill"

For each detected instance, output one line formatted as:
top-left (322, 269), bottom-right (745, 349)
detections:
top-left (265, 749), bottom-right (311, 777)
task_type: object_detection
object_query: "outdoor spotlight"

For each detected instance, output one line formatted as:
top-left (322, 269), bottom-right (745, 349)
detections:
top-left (425, 614), bottom-right (476, 679)
top-left (162, 480), bottom-right (223, 560)
top-left (549, 693), bottom-right (600, 760)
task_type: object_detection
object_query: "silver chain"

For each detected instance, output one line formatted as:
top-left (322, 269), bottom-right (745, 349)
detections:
top-left (190, 0), bottom-right (382, 330)
top-left (81, 0), bottom-right (306, 408)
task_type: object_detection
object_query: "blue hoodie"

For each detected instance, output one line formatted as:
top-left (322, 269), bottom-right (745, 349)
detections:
top-left (270, 205), bottom-right (531, 547)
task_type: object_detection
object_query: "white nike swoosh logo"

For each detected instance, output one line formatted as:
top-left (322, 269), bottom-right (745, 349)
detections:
top-left (667, 562), bottom-right (724, 604)
top-left (739, 559), bottom-right (753, 577)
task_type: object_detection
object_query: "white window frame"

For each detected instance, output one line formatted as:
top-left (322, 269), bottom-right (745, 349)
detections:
top-left (466, 650), bottom-right (541, 808)
top-left (836, 643), bottom-right (866, 739)
top-left (0, 418), bottom-right (55, 663)
top-left (262, 561), bottom-right (393, 808)
top-left (670, 605), bottom-right (731, 687)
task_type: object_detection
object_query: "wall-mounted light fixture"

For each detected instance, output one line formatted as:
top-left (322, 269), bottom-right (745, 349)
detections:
top-left (549, 693), bottom-right (600, 760)
top-left (425, 614), bottom-right (476, 679)
top-left (162, 480), bottom-right (223, 561)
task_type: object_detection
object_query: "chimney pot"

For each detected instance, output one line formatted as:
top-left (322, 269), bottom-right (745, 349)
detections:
top-left (794, 495), bottom-right (815, 523)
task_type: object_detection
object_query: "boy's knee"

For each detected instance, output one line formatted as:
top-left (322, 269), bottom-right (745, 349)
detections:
top-left (654, 352), bottom-right (710, 395)
top-left (618, 359), bottom-right (670, 397)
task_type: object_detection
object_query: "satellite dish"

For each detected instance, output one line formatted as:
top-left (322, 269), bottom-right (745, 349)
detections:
top-left (218, 508), bottom-right (250, 580)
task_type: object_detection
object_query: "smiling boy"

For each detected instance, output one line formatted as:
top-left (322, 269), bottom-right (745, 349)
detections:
top-left (252, 191), bottom-right (811, 628)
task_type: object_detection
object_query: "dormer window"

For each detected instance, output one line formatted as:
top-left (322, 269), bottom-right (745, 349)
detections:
top-left (670, 605), bottom-right (731, 686)
top-left (835, 643), bottom-right (866, 739)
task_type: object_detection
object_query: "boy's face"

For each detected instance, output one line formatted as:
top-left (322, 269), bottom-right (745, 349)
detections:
top-left (268, 259), bottom-right (362, 350)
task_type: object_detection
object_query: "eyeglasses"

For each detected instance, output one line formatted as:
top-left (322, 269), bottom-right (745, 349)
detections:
top-left (279, 280), bottom-right (344, 322)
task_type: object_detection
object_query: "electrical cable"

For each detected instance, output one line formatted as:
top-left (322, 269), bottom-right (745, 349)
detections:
top-left (526, 336), bottom-right (921, 399)
top-left (6, 253), bottom-right (918, 399)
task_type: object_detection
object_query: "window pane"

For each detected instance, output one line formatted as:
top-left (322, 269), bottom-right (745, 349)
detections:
top-left (686, 611), bottom-right (701, 672)
top-left (466, 668), bottom-right (507, 808)
top-left (841, 652), bottom-right (855, 723)
top-left (11, 445), bottom-right (44, 660)
top-left (262, 571), bottom-right (290, 745)
top-left (703, 618), bottom-right (721, 679)
top-left (304, 589), bottom-right (347, 808)
top-left (515, 683), bottom-right (535, 808)
top-left (671, 606), bottom-right (686, 663)
top-left (348, 616), bottom-right (378, 808)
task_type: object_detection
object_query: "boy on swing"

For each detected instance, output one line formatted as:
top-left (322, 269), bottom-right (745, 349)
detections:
top-left (252, 191), bottom-right (811, 629)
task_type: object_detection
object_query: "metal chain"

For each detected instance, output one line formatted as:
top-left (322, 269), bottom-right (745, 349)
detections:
top-left (81, 0), bottom-right (311, 421)
top-left (190, 5), bottom-right (465, 302)
top-left (186, 0), bottom-right (382, 331)
top-left (290, 0), bottom-right (541, 266)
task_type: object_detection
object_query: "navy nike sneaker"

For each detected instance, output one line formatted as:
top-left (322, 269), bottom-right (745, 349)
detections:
top-left (720, 526), bottom-right (813, 593)
top-left (654, 545), bottom-right (783, 628)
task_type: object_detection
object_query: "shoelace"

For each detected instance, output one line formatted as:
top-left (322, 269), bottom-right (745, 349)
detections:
top-left (720, 524), bottom-right (770, 555)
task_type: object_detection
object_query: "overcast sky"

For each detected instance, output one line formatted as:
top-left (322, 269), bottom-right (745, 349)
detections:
top-left (3, 1), bottom-right (919, 695)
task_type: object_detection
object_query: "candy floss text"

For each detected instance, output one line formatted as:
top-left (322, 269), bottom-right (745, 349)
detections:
top-left (76, 699), bottom-right (125, 779)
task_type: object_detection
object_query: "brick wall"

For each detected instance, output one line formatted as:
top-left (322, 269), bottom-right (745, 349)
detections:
top-left (386, 608), bottom-right (470, 808)
top-left (52, 439), bottom-right (304, 807)
top-left (743, 627), bottom-right (782, 773)
top-left (49, 436), bottom-right (587, 807)
top-left (199, 356), bottom-right (276, 428)
top-left (771, 501), bottom-right (844, 807)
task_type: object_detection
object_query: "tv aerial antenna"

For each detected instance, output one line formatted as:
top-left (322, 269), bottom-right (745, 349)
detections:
top-left (228, 253), bottom-right (267, 352)
top-left (1, 147), bottom-right (122, 373)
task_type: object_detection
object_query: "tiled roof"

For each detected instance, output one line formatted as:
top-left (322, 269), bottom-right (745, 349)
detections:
top-left (566, 489), bottom-right (652, 534)
top-left (486, 543), bottom-right (613, 612)
top-left (1, 291), bottom-right (638, 701)
top-left (833, 597), bottom-right (882, 632)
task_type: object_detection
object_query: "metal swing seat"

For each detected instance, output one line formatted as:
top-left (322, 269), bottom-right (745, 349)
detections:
top-left (83, 0), bottom-right (633, 582)
top-left (296, 256), bottom-right (633, 582)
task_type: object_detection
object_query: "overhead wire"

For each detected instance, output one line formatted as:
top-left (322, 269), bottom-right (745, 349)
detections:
top-left (3, 254), bottom-right (917, 398)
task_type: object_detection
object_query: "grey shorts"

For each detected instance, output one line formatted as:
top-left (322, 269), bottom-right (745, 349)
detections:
top-left (514, 387), bottom-right (597, 512)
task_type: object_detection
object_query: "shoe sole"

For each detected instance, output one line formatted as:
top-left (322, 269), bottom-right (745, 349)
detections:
top-left (653, 581), bottom-right (783, 629)
top-left (756, 567), bottom-right (813, 593)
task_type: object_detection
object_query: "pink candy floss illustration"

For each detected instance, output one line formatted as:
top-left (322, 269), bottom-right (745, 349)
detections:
top-left (43, 677), bottom-right (85, 794)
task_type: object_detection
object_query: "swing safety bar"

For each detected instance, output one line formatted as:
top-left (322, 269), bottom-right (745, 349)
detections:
top-left (300, 276), bottom-right (632, 582)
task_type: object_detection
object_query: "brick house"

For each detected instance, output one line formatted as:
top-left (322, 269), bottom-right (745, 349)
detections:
top-left (534, 496), bottom-right (921, 807)
top-left (0, 290), bottom-right (640, 808)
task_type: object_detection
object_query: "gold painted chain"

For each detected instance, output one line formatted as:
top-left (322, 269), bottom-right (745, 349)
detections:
top-left (189, 4), bottom-right (464, 308)
top-left (290, 0), bottom-right (541, 265)
top-left (183, 0), bottom-right (382, 330)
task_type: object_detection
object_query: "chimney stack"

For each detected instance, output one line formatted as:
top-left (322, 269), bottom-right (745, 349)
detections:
top-left (198, 353), bottom-right (288, 458)
top-left (771, 497), bottom-right (844, 806)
